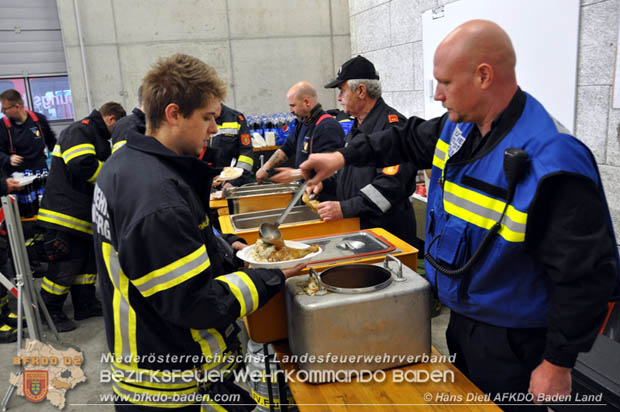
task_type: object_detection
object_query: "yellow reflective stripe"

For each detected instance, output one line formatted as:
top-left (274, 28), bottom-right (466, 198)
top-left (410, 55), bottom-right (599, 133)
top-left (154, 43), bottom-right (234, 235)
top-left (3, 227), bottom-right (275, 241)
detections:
top-left (237, 155), bottom-right (254, 171)
top-left (52, 144), bottom-right (62, 157)
top-left (102, 242), bottom-right (138, 367)
top-left (112, 360), bottom-right (194, 380)
top-left (215, 271), bottom-right (258, 317)
top-left (219, 122), bottom-right (241, 130)
top-left (87, 160), bottom-right (103, 183)
top-left (63, 143), bottom-right (96, 163)
top-left (42, 277), bottom-right (70, 295)
top-left (432, 139), bottom-right (449, 170)
top-left (0, 324), bottom-right (12, 332)
top-left (133, 246), bottom-right (210, 297)
top-left (191, 329), bottom-right (226, 359)
top-left (72, 274), bottom-right (96, 285)
top-left (443, 181), bottom-right (527, 242)
top-left (110, 364), bottom-right (196, 389)
top-left (112, 140), bottom-right (127, 153)
top-left (38, 208), bottom-right (93, 235)
top-left (113, 381), bottom-right (197, 408)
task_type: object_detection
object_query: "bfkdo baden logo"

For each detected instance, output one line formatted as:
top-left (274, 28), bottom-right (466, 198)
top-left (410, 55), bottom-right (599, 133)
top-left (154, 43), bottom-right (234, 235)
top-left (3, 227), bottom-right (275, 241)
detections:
top-left (23, 370), bottom-right (48, 402)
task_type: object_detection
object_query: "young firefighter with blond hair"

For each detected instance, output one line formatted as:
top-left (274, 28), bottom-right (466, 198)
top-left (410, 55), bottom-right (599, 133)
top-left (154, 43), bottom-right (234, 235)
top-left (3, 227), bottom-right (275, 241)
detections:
top-left (92, 54), bottom-right (303, 411)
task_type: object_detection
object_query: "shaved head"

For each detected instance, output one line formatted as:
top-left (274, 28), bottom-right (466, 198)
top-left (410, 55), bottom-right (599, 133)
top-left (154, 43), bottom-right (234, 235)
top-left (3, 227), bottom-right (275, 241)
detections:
top-left (437, 19), bottom-right (516, 83)
top-left (286, 81), bottom-right (319, 119)
top-left (287, 81), bottom-right (317, 101)
top-left (433, 20), bottom-right (518, 134)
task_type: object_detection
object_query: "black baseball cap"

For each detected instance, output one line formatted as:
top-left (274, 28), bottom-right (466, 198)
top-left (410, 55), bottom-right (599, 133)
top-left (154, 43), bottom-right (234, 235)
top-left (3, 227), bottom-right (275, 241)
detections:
top-left (324, 55), bottom-right (380, 88)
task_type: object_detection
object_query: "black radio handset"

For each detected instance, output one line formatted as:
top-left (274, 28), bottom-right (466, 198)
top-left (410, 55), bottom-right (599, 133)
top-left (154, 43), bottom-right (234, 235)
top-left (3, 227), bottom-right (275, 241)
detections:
top-left (503, 148), bottom-right (529, 204)
top-left (425, 148), bottom-right (529, 277)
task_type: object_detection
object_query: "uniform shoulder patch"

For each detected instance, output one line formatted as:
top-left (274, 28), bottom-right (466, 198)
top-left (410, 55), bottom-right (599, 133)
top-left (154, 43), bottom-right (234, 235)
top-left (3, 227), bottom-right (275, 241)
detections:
top-left (240, 133), bottom-right (251, 146)
top-left (81, 119), bottom-right (90, 125)
top-left (387, 114), bottom-right (399, 124)
top-left (382, 165), bottom-right (400, 175)
top-left (238, 114), bottom-right (244, 122)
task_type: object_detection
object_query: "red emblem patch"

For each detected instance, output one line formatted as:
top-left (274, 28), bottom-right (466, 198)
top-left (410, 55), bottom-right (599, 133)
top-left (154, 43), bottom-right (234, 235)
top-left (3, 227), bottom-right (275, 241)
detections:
top-left (240, 133), bottom-right (251, 146)
top-left (382, 165), bottom-right (400, 175)
top-left (81, 119), bottom-right (90, 125)
top-left (23, 370), bottom-right (48, 402)
top-left (387, 114), bottom-right (399, 124)
top-left (238, 114), bottom-right (244, 122)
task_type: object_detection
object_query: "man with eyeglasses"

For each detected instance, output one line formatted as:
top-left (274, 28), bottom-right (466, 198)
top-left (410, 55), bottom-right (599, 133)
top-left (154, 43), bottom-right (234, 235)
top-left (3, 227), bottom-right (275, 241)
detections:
top-left (0, 89), bottom-right (56, 174)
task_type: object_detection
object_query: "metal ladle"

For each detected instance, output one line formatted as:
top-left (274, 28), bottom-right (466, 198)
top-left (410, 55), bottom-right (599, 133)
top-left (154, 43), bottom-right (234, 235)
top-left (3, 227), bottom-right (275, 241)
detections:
top-left (259, 180), bottom-right (309, 249)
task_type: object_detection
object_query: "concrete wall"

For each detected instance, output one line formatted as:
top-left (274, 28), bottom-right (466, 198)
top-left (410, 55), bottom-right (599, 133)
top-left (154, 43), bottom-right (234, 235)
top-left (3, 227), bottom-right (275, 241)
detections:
top-left (349, 0), bottom-right (620, 245)
top-left (56, 0), bottom-right (350, 119)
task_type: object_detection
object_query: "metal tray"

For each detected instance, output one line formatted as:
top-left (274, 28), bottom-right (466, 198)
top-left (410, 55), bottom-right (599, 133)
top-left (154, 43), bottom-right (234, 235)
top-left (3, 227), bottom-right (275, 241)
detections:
top-left (302, 230), bottom-right (397, 264)
top-left (229, 205), bottom-right (319, 231)
top-left (224, 183), bottom-right (299, 199)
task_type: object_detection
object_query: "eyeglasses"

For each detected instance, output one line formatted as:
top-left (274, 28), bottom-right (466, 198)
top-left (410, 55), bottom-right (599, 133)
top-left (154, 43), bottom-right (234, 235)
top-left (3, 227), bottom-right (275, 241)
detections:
top-left (1, 104), bottom-right (16, 113)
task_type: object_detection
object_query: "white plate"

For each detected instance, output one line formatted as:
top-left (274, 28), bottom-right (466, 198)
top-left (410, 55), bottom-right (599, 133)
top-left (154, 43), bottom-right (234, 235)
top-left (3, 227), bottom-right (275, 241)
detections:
top-left (217, 167), bottom-right (244, 181)
top-left (236, 240), bottom-right (322, 269)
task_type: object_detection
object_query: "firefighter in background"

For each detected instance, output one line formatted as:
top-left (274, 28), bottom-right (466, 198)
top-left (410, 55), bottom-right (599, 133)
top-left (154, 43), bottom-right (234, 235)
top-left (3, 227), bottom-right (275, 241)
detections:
top-left (92, 53), bottom-right (303, 411)
top-left (111, 85), bottom-right (146, 154)
top-left (256, 81), bottom-right (344, 184)
top-left (38, 102), bottom-right (126, 332)
top-left (320, 55), bottom-right (420, 249)
top-left (0, 175), bottom-right (22, 343)
top-left (0, 89), bottom-right (56, 174)
top-left (208, 103), bottom-right (254, 188)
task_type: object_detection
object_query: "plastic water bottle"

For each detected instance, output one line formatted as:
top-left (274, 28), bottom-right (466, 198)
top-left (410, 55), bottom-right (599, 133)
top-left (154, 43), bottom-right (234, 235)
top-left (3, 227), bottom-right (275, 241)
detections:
top-left (38, 168), bottom-right (48, 203)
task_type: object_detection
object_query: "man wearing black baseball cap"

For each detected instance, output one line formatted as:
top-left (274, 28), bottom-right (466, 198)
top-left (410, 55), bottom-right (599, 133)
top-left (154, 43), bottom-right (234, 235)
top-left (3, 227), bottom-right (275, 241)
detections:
top-left (324, 55), bottom-right (380, 88)
top-left (317, 55), bottom-right (420, 248)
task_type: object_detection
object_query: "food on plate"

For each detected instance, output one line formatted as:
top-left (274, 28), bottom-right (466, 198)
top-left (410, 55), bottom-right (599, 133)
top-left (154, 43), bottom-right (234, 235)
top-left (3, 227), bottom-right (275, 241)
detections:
top-left (218, 167), bottom-right (242, 180)
top-left (302, 192), bottom-right (319, 213)
top-left (248, 239), bottom-right (319, 263)
top-left (210, 190), bottom-right (223, 200)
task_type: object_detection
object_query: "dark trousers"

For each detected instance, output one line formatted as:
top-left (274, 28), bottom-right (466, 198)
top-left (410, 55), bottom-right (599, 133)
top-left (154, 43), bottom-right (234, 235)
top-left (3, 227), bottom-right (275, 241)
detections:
top-left (446, 311), bottom-right (547, 411)
top-left (40, 230), bottom-right (96, 313)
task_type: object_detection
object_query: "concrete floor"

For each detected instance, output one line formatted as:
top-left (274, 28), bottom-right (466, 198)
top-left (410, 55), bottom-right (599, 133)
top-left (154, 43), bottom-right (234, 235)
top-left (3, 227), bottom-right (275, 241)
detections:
top-left (0, 280), bottom-right (452, 412)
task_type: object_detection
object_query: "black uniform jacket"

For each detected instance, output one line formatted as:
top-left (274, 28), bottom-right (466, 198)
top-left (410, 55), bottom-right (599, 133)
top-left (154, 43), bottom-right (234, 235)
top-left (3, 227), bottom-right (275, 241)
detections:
top-left (111, 107), bottom-right (145, 149)
top-left (339, 88), bottom-right (619, 368)
top-left (38, 110), bottom-right (111, 238)
top-left (92, 130), bottom-right (284, 374)
top-left (281, 104), bottom-right (344, 168)
top-left (0, 111), bottom-right (56, 173)
top-left (208, 104), bottom-right (253, 186)
top-left (323, 98), bottom-right (418, 246)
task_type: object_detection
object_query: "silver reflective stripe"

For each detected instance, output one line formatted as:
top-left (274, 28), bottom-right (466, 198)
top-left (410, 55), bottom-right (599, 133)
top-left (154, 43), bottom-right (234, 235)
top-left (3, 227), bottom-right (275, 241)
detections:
top-left (214, 128), bottom-right (238, 135)
top-left (219, 273), bottom-right (257, 314)
top-left (236, 161), bottom-right (252, 172)
top-left (108, 247), bottom-right (132, 360)
top-left (37, 209), bottom-right (92, 232)
top-left (113, 382), bottom-right (196, 407)
top-left (443, 190), bottom-right (526, 234)
top-left (434, 145), bottom-right (446, 162)
top-left (360, 184), bottom-right (392, 213)
top-left (552, 116), bottom-right (571, 135)
top-left (110, 363), bottom-right (195, 387)
top-left (42, 278), bottom-right (69, 294)
top-left (194, 329), bottom-right (224, 357)
top-left (134, 252), bottom-right (209, 295)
